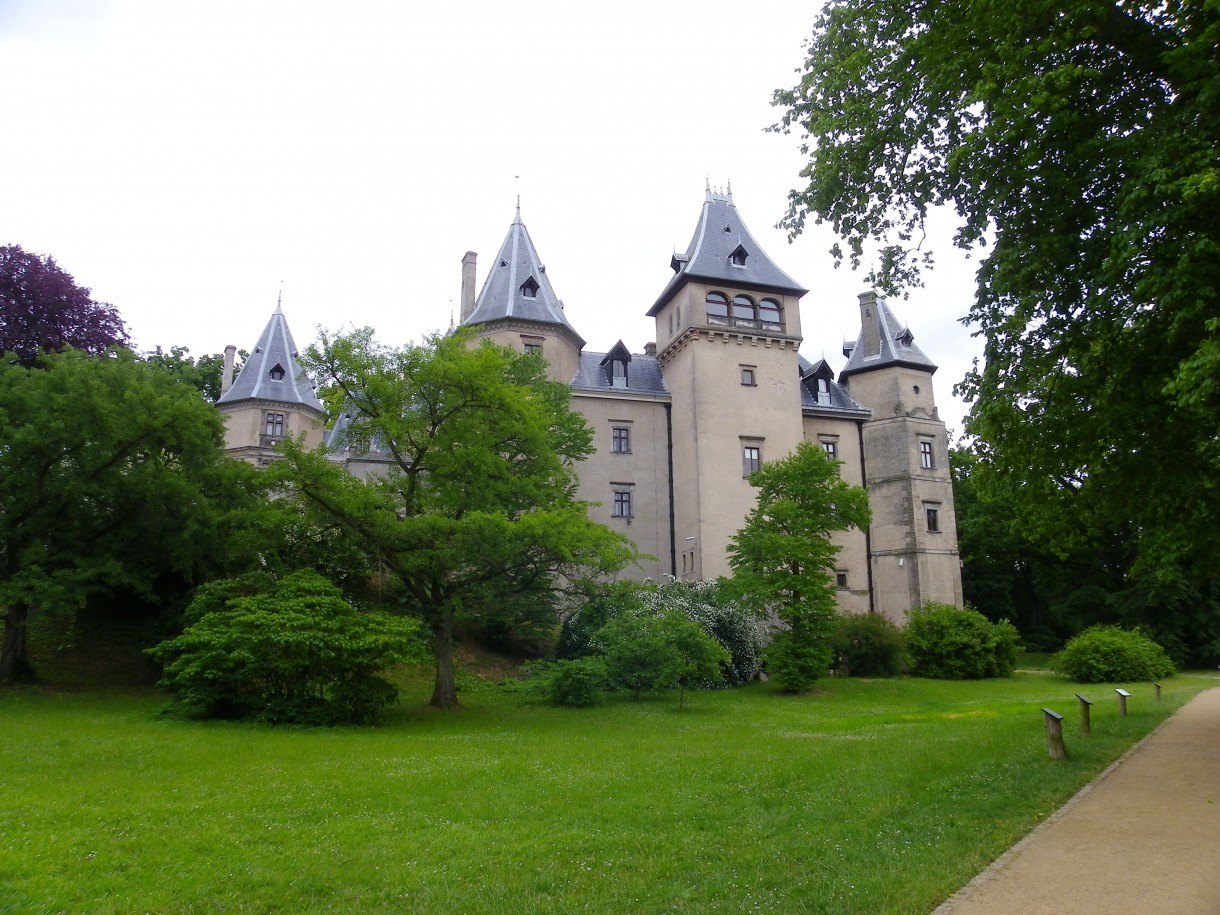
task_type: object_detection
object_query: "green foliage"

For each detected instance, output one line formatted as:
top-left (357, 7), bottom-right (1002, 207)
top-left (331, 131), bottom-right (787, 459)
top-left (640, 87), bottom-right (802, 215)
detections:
top-left (831, 613), bottom-right (905, 678)
top-left (140, 345), bottom-right (244, 403)
top-left (773, 0), bottom-right (1220, 648)
top-left (905, 603), bottom-right (1020, 680)
top-left (148, 571), bottom-right (426, 725)
top-left (728, 441), bottom-right (871, 693)
top-left (596, 610), bottom-right (728, 704)
top-left (555, 580), bottom-right (639, 660)
top-left (268, 328), bottom-right (636, 708)
top-left (522, 657), bottom-right (607, 707)
top-left (1051, 626), bottom-right (1177, 684)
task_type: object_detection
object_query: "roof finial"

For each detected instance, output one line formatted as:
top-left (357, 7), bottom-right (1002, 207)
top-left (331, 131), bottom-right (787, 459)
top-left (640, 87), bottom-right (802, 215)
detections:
top-left (726, 179), bottom-right (733, 203)
top-left (276, 283), bottom-right (283, 314)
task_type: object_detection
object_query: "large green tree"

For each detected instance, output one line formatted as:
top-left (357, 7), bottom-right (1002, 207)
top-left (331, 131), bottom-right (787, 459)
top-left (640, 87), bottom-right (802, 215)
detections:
top-left (773, 3), bottom-right (1220, 593)
top-left (270, 328), bottom-right (636, 708)
top-left (0, 349), bottom-right (260, 682)
top-left (727, 442), bottom-right (871, 692)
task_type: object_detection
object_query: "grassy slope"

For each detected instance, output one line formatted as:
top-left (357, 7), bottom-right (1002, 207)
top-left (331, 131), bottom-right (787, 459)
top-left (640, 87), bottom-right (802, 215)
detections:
top-left (2, 670), bottom-right (1216, 914)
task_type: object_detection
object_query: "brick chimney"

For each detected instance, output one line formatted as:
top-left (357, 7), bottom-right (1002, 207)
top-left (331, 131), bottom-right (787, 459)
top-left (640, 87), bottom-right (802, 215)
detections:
top-left (460, 251), bottom-right (477, 322)
top-left (220, 344), bottom-right (237, 395)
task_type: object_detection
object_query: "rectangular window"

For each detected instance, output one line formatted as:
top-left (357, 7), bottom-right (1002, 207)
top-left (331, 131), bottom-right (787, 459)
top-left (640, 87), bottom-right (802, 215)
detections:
top-left (742, 445), bottom-right (762, 476)
top-left (266, 413), bottom-right (285, 436)
top-left (920, 439), bottom-right (934, 469)
top-left (821, 439), bottom-right (838, 461)
top-left (835, 571), bottom-right (849, 590)
top-left (611, 426), bottom-right (630, 453)
top-left (925, 503), bottom-right (941, 532)
top-left (523, 342), bottom-right (542, 355)
top-left (612, 488), bottom-right (633, 518)
top-left (740, 366), bottom-right (756, 386)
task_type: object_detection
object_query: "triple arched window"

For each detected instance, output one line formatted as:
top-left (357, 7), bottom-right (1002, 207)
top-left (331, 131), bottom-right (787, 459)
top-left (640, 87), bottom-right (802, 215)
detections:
top-left (705, 291), bottom-right (783, 330)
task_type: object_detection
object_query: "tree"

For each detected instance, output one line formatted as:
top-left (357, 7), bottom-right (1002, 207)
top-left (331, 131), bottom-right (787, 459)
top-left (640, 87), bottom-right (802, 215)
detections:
top-left (141, 345), bottom-right (244, 403)
top-left (727, 442), bottom-right (871, 692)
top-left (772, 3), bottom-right (1220, 600)
top-left (148, 570), bottom-right (427, 724)
top-left (1, 245), bottom-right (128, 365)
top-left (0, 350), bottom-right (261, 682)
top-left (269, 328), bottom-right (636, 709)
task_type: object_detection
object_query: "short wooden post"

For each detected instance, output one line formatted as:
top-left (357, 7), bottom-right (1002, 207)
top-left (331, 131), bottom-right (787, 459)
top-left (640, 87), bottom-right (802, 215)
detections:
top-left (1075, 693), bottom-right (1092, 737)
top-left (1042, 708), bottom-right (1066, 759)
top-left (1116, 688), bottom-right (1131, 716)
top-left (1154, 682), bottom-right (1162, 701)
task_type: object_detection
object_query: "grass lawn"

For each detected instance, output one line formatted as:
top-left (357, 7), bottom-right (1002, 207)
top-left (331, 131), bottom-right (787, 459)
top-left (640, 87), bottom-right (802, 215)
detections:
top-left (2, 670), bottom-right (1216, 914)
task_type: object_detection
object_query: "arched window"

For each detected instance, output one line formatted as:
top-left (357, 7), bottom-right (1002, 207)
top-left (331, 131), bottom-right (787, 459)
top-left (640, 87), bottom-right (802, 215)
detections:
top-left (706, 291), bottom-right (729, 324)
top-left (759, 298), bottom-right (782, 328)
top-left (732, 294), bottom-right (756, 322)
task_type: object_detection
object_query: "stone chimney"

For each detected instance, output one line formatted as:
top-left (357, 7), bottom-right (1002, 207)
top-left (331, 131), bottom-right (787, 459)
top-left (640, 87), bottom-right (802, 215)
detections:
top-left (644, 342), bottom-right (656, 357)
top-left (460, 251), bottom-right (477, 322)
top-left (858, 291), bottom-right (882, 359)
top-left (220, 344), bottom-right (237, 395)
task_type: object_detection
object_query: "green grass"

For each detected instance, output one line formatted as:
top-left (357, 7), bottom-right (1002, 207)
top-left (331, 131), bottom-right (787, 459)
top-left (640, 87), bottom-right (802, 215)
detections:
top-left (2, 672), bottom-right (1216, 914)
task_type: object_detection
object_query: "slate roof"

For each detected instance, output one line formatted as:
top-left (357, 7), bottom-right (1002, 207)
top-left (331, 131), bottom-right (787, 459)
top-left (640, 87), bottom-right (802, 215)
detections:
top-left (464, 208), bottom-right (585, 345)
top-left (217, 305), bottom-right (325, 413)
top-left (571, 349), bottom-right (669, 395)
top-left (649, 188), bottom-right (807, 316)
top-left (839, 294), bottom-right (938, 381)
top-left (798, 356), bottom-right (871, 416)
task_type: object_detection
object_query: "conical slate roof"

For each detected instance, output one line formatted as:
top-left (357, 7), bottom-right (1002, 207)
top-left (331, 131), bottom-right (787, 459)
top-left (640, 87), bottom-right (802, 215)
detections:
top-left (839, 292), bottom-right (937, 380)
top-left (217, 305), bottom-right (325, 413)
top-left (649, 187), bottom-right (807, 315)
top-left (464, 208), bottom-right (585, 345)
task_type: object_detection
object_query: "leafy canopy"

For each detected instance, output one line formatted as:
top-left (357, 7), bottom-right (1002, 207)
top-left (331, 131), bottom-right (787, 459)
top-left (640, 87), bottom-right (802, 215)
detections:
top-left (0, 245), bottom-right (128, 365)
top-left (773, 2), bottom-right (1220, 587)
top-left (270, 328), bottom-right (636, 708)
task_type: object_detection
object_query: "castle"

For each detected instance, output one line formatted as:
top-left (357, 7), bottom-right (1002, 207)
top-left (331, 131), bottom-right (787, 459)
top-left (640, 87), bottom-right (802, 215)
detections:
top-left (216, 188), bottom-right (963, 622)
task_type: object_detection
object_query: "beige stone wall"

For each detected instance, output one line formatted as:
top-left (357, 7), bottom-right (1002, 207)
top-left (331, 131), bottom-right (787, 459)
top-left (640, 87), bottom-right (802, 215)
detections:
top-left (470, 322), bottom-right (582, 384)
top-left (570, 391), bottom-right (672, 581)
top-left (220, 401), bottom-right (325, 462)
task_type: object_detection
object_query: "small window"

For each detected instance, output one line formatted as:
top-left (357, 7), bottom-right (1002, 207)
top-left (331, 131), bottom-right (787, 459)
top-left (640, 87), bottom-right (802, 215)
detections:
top-left (925, 504), bottom-right (941, 533)
top-left (265, 413), bottom-right (285, 437)
top-left (732, 294), bottom-right (756, 322)
top-left (609, 359), bottom-right (628, 388)
top-left (821, 439), bottom-right (837, 461)
top-left (742, 445), bottom-right (762, 476)
top-left (524, 342), bottom-right (542, 355)
top-left (740, 366), bottom-right (756, 386)
top-left (612, 488), bottom-right (633, 518)
top-left (759, 298), bottom-right (782, 327)
top-left (706, 291), bottom-right (729, 323)
top-left (520, 277), bottom-right (539, 298)
top-left (730, 244), bottom-right (748, 266)
top-left (269, 363), bottom-right (285, 381)
top-left (835, 571), bottom-right (848, 590)
top-left (920, 439), bottom-right (934, 469)
top-left (816, 377), bottom-right (832, 405)
top-left (611, 426), bottom-right (630, 453)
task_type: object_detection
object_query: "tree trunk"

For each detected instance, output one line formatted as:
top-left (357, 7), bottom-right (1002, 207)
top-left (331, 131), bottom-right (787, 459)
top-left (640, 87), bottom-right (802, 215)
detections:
top-left (429, 613), bottom-right (460, 709)
top-left (1, 602), bottom-right (36, 684)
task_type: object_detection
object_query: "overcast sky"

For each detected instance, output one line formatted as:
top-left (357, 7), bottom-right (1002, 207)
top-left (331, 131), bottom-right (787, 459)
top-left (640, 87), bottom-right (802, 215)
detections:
top-left (1, 0), bottom-right (983, 432)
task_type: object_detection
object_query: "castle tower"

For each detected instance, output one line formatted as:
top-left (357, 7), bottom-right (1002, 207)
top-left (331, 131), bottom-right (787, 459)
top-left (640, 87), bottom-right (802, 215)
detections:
top-left (461, 206), bottom-right (585, 383)
top-left (648, 188), bottom-right (808, 579)
top-left (217, 303), bottom-right (326, 466)
top-left (840, 291), bottom-right (963, 619)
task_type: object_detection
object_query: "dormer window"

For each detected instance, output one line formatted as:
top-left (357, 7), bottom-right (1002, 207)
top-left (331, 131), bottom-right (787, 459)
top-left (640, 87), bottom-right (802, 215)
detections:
top-left (520, 276), bottom-right (539, 298)
top-left (896, 327), bottom-right (915, 346)
top-left (601, 341), bottom-right (632, 389)
top-left (730, 244), bottom-right (748, 267)
top-left (817, 377), bottom-right (832, 405)
top-left (269, 363), bottom-right (285, 381)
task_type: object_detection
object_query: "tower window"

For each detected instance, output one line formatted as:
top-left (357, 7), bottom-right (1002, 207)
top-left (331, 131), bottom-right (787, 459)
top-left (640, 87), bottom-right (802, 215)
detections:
top-left (706, 291), bottom-right (729, 324)
top-left (265, 413), bottom-right (285, 437)
top-left (520, 276), bottom-right (540, 298)
top-left (269, 363), bottom-right (285, 381)
top-left (759, 298), bottom-right (782, 328)
top-left (925, 502), bottom-right (941, 532)
top-left (732, 294), bottom-right (756, 322)
top-left (920, 439), bottom-right (934, 469)
top-left (740, 365), bottom-right (756, 386)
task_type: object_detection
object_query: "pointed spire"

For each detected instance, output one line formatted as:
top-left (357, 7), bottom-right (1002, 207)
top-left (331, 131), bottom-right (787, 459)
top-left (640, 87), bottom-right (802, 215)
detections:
top-left (514, 196), bottom-right (522, 225)
top-left (217, 307), bottom-right (325, 412)
top-left (275, 285), bottom-right (283, 314)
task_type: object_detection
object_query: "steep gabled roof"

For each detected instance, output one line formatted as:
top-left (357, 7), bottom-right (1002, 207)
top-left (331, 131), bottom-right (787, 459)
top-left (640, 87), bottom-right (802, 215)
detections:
top-left (217, 304), bottom-right (325, 413)
top-left (464, 208), bottom-right (585, 345)
top-left (649, 187), bottom-right (807, 316)
top-left (839, 292), bottom-right (937, 381)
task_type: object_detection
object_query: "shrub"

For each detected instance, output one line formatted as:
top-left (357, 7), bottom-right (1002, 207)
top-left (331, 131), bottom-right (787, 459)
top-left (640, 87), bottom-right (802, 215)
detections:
top-left (764, 616), bottom-right (833, 692)
top-left (904, 602), bottom-right (1020, 679)
top-left (597, 610), bottom-right (729, 704)
top-left (831, 613), bottom-right (905, 677)
top-left (522, 658), bottom-right (607, 707)
top-left (148, 571), bottom-right (427, 725)
top-left (1051, 625), bottom-right (1177, 683)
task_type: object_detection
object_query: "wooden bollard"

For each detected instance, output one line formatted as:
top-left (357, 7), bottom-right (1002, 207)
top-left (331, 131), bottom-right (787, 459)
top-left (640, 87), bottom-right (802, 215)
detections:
top-left (1042, 708), bottom-right (1066, 759)
top-left (1075, 693), bottom-right (1092, 736)
top-left (1154, 682), bottom-right (1162, 701)
top-left (1116, 687), bottom-right (1132, 716)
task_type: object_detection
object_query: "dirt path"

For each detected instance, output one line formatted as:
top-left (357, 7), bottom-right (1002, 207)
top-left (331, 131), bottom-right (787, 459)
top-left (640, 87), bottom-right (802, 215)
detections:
top-left (937, 686), bottom-right (1220, 914)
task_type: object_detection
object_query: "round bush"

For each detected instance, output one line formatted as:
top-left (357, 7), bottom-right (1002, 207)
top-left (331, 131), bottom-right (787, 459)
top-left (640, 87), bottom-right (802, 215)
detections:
top-left (904, 602), bottom-right (1020, 679)
top-left (1051, 625), bottom-right (1176, 683)
top-left (523, 658), bottom-right (607, 707)
top-left (831, 613), bottom-right (905, 677)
